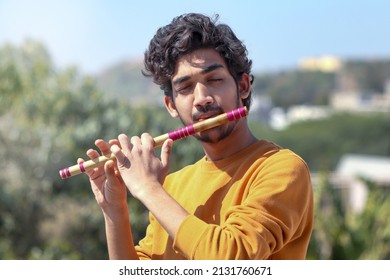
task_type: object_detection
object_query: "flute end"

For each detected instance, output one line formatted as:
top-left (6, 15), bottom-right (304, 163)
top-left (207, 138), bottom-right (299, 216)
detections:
top-left (241, 106), bottom-right (248, 117)
top-left (59, 168), bottom-right (70, 179)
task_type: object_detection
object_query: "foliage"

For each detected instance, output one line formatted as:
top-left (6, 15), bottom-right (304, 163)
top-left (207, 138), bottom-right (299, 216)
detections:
top-left (250, 112), bottom-right (390, 171)
top-left (0, 40), bottom-right (202, 259)
top-left (95, 60), bottom-right (162, 106)
top-left (343, 60), bottom-right (390, 93)
top-left (252, 59), bottom-right (390, 109)
top-left (253, 70), bottom-right (336, 109)
top-left (307, 174), bottom-right (390, 259)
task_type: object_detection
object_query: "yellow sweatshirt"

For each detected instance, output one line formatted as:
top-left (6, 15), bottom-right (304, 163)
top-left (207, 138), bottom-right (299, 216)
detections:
top-left (135, 140), bottom-right (313, 259)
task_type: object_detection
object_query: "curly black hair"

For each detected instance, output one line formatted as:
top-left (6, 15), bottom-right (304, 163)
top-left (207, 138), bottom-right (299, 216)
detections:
top-left (143, 13), bottom-right (253, 110)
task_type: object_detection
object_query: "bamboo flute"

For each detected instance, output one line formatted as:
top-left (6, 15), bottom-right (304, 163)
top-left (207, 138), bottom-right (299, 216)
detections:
top-left (59, 106), bottom-right (247, 179)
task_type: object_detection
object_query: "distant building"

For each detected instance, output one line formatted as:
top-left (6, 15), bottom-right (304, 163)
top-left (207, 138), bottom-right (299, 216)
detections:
top-left (287, 105), bottom-right (330, 122)
top-left (330, 74), bottom-right (390, 112)
top-left (265, 57), bottom-right (390, 129)
top-left (249, 95), bottom-right (273, 123)
top-left (269, 107), bottom-right (288, 130)
top-left (336, 154), bottom-right (390, 185)
top-left (269, 105), bottom-right (331, 130)
top-left (328, 154), bottom-right (390, 213)
top-left (330, 90), bottom-right (390, 112)
top-left (298, 55), bottom-right (343, 72)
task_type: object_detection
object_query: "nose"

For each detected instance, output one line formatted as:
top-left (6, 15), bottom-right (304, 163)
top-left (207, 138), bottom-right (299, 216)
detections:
top-left (193, 82), bottom-right (214, 108)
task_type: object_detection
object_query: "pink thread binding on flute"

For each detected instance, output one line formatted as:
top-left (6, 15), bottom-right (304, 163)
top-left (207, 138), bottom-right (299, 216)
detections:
top-left (60, 168), bottom-right (71, 179)
top-left (227, 107), bottom-right (246, 121)
top-left (79, 162), bottom-right (86, 173)
top-left (168, 124), bottom-right (195, 141)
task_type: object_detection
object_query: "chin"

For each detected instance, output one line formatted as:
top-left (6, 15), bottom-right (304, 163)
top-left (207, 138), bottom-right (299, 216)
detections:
top-left (195, 125), bottom-right (233, 144)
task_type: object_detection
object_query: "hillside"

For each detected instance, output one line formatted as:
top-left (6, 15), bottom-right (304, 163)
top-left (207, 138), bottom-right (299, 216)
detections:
top-left (95, 57), bottom-right (390, 109)
top-left (95, 59), bottom-right (163, 106)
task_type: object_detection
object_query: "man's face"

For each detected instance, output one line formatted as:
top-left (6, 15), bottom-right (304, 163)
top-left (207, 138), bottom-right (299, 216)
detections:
top-left (166, 48), bottom-right (244, 143)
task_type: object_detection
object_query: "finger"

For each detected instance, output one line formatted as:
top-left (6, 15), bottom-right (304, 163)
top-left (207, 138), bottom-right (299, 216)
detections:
top-left (129, 135), bottom-right (141, 147)
top-left (86, 149), bottom-right (100, 159)
top-left (118, 134), bottom-right (133, 152)
top-left (95, 139), bottom-right (111, 155)
top-left (108, 138), bottom-right (120, 148)
top-left (111, 144), bottom-right (130, 168)
top-left (104, 160), bottom-right (117, 180)
top-left (78, 157), bottom-right (98, 178)
top-left (140, 133), bottom-right (155, 151)
top-left (160, 139), bottom-right (173, 170)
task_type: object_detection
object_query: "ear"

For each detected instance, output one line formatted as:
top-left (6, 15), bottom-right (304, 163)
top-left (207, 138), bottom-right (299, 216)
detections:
top-left (238, 73), bottom-right (251, 100)
top-left (164, 96), bottom-right (179, 118)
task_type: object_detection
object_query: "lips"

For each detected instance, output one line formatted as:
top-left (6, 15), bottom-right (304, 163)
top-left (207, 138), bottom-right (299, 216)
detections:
top-left (194, 111), bottom-right (220, 122)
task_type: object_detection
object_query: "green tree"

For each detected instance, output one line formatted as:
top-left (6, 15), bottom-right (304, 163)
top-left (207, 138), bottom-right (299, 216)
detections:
top-left (253, 70), bottom-right (335, 109)
top-left (254, 112), bottom-right (390, 171)
top-left (0, 40), bottom-right (204, 259)
top-left (307, 174), bottom-right (390, 259)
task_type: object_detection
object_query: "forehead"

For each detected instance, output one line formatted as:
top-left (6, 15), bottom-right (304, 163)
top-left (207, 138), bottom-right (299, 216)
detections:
top-left (173, 49), bottom-right (228, 77)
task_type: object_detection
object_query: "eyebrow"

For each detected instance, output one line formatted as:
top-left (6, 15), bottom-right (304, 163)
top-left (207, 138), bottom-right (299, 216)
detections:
top-left (172, 63), bottom-right (225, 86)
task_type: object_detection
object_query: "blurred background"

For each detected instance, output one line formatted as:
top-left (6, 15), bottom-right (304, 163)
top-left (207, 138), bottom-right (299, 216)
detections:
top-left (0, 0), bottom-right (389, 259)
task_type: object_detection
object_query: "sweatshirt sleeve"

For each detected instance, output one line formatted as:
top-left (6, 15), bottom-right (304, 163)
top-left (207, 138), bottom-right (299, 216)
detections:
top-left (135, 212), bottom-right (155, 260)
top-left (172, 151), bottom-right (313, 260)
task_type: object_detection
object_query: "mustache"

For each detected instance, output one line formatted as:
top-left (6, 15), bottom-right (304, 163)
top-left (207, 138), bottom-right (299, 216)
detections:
top-left (192, 105), bottom-right (224, 121)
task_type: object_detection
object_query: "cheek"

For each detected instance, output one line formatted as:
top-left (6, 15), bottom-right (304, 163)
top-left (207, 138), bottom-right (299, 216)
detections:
top-left (174, 94), bottom-right (194, 108)
top-left (217, 83), bottom-right (240, 103)
top-left (171, 97), bottom-right (194, 121)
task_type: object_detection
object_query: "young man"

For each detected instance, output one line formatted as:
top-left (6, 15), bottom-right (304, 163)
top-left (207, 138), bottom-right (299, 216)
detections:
top-left (80, 13), bottom-right (313, 259)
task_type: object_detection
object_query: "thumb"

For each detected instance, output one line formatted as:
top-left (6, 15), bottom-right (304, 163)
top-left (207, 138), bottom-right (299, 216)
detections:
top-left (104, 160), bottom-right (119, 184)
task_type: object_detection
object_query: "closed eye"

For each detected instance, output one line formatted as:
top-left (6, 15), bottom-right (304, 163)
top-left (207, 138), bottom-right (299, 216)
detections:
top-left (176, 84), bottom-right (192, 94)
top-left (207, 78), bottom-right (223, 84)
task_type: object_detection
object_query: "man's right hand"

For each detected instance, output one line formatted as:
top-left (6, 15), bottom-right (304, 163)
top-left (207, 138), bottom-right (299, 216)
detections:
top-left (78, 139), bottom-right (128, 211)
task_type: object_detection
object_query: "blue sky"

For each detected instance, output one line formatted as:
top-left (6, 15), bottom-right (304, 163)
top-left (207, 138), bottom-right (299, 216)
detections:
top-left (1, 0), bottom-right (389, 74)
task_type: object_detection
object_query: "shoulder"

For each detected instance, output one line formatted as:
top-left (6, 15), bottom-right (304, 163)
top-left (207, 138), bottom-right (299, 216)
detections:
top-left (238, 140), bottom-right (309, 171)
top-left (242, 141), bottom-right (312, 191)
